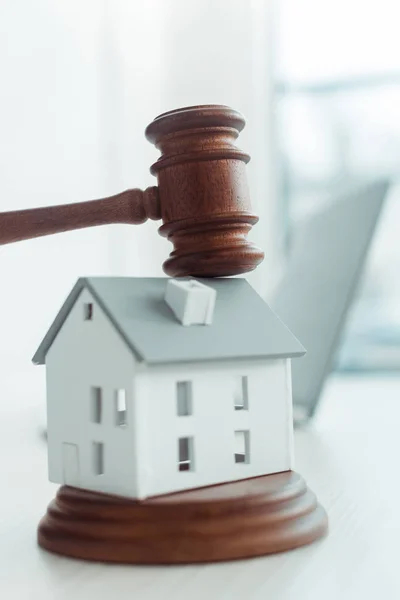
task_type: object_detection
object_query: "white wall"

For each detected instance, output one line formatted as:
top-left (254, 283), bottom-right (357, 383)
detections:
top-left (45, 288), bottom-right (137, 498)
top-left (0, 0), bottom-right (279, 411)
top-left (0, 1), bottom-right (112, 377)
top-left (135, 357), bottom-right (293, 498)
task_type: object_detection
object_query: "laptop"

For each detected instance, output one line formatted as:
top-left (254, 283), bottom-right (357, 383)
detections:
top-left (270, 180), bottom-right (389, 424)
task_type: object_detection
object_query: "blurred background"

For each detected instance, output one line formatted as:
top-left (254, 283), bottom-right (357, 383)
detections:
top-left (275, 0), bottom-right (400, 372)
top-left (0, 0), bottom-right (399, 396)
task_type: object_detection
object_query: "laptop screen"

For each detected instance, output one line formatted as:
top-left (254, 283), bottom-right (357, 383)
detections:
top-left (270, 181), bottom-right (389, 422)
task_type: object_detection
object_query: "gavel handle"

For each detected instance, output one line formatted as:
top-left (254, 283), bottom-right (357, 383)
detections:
top-left (0, 186), bottom-right (161, 245)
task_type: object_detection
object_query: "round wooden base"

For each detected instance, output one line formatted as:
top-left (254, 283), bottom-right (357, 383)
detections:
top-left (38, 471), bottom-right (328, 564)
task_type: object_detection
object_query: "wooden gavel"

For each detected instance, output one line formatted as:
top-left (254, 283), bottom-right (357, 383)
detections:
top-left (0, 105), bottom-right (264, 277)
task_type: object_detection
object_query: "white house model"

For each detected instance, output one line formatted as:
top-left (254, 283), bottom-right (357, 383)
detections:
top-left (33, 277), bottom-right (305, 500)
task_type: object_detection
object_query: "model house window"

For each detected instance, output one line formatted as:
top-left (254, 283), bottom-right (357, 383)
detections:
top-left (176, 381), bottom-right (193, 416)
top-left (235, 430), bottom-right (250, 463)
top-left (234, 376), bottom-right (249, 410)
top-left (91, 387), bottom-right (102, 423)
top-left (115, 389), bottom-right (127, 426)
top-left (84, 302), bottom-right (93, 320)
top-left (178, 437), bottom-right (194, 471)
top-left (92, 442), bottom-right (104, 475)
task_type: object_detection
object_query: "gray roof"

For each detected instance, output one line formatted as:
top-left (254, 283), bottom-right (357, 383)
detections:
top-left (33, 277), bottom-right (305, 365)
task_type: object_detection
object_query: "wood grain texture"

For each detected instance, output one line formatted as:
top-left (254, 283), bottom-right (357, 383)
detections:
top-left (38, 471), bottom-right (327, 564)
top-left (0, 104), bottom-right (264, 277)
top-left (2, 372), bottom-right (398, 598)
top-left (0, 187), bottom-right (160, 245)
top-left (146, 105), bottom-right (264, 277)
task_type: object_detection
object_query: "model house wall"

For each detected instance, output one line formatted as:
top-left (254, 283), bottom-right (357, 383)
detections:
top-left (44, 286), bottom-right (294, 500)
top-left (45, 288), bottom-right (138, 498)
top-left (134, 357), bottom-right (294, 498)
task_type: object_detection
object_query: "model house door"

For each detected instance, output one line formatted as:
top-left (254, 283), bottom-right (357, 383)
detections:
top-left (62, 442), bottom-right (80, 486)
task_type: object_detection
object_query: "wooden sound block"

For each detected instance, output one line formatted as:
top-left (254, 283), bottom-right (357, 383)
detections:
top-left (38, 471), bottom-right (328, 564)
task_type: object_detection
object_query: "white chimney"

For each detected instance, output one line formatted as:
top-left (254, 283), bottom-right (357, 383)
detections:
top-left (164, 279), bottom-right (217, 326)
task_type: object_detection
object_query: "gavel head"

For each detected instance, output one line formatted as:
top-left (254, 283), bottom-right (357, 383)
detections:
top-left (145, 105), bottom-right (264, 278)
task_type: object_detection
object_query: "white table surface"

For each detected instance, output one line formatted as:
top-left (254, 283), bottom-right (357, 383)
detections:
top-left (1, 369), bottom-right (399, 600)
